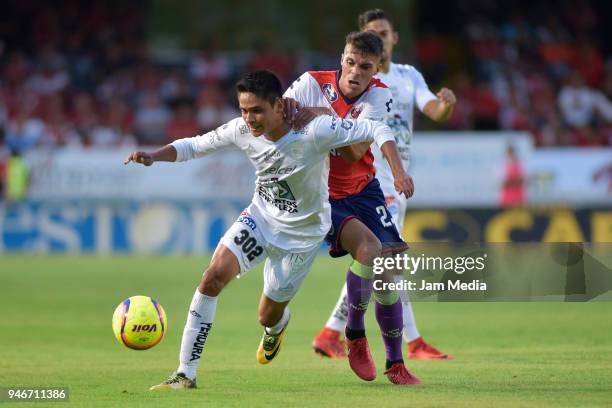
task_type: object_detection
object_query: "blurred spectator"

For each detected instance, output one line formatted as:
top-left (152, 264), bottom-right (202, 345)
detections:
top-left (26, 47), bottom-right (69, 97)
top-left (160, 69), bottom-right (194, 102)
top-left (415, 28), bottom-right (447, 85)
top-left (40, 94), bottom-right (81, 147)
top-left (0, 131), bottom-right (7, 197)
top-left (196, 85), bottom-right (239, 132)
top-left (96, 68), bottom-right (136, 103)
top-left (573, 40), bottom-right (605, 88)
top-left (0, 0), bottom-right (610, 150)
top-left (558, 71), bottom-right (612, 127)
top-left (603, 63), bottom-right (612, 100)
top-left (5, 101), bottom-right (45, 154)
top-left (190, 41), bottom-right (232, 85)
top-left (4, 149), bottom-right (30, 202)
top-left (499, 145), bottom-right (525, 207)
top-left (247, 39), bottom-right (295, 87)
top-left (134, 65), bottom-right (165, 100)
top-left (535, 111), bottom-right (568, 147)
top-left (466, 79), bottom-right (501, 130)
top-left (3, 52), bottom-right (30, 91)
top-left (0, 91), bottom-right (7, 129)
top-left (86, 99), bottom-right (135, 147)
top-left (558, 71), bottom-right (612, 146)
top-left (492, 65), bottom-right (530, 130)
top-left (70, 92), bottom-right (98, 143)
top-left (537, 16), bottom-right (575, 81)
top-left (445, 73), bottom-right (474, 130)
top-left (166, 99), bottom-right (200, 142)
top-left (134, 92), bottom-right (172, 145)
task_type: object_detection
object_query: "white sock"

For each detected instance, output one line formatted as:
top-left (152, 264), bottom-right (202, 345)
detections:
top-left (396, 274), bottom-right (420, 342)
top-left (325, 283), bottom-right (348, 332)
top-left (265, 307), bottom-right (291, 335)
top-left (177, 289), bottom-right (218, 380)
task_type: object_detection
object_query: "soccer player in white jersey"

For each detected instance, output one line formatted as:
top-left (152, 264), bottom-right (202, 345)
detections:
top-left (312, 9), bottom-right (457, 361)
top-left (124, 70), bottom-right (409, 390)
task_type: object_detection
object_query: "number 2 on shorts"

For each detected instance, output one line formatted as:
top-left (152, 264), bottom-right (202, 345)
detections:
top-left (376, 205), bottom-right (393, 227)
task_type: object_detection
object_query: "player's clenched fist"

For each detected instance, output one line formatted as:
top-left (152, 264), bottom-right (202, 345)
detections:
top-left (124, 151), bottom-right (154, 166)
top-left (436, 87), bottom-right (456, 107)
top-left (394, 171), bottom-right (414, 198)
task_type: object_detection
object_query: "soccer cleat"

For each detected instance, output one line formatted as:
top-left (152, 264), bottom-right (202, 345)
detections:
top-left (312, 327), bottom-right (347, 358)
top-left (256, 326), bottom-right (287, 365)
top-left (407, 337), bottom-right (454, 360)
top-left (149, 372), bottom-right (197, 391)
top-left (384, 363), bottom-right (421, 385)
top-left (346, 337), bottom-right (376, 381)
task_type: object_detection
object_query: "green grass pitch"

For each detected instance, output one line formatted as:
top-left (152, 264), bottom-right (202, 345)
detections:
top-left (1, 255), bottom-right (611, 407)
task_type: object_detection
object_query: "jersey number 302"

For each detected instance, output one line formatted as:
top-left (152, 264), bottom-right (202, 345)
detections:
top-left (234, 229), bottom-right (264, 261)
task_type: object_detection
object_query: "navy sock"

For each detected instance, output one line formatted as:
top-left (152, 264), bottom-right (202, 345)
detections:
top-left (345, 328), bottom-right (366, 340)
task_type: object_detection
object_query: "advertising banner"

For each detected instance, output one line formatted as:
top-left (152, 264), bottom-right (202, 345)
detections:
top-left (25, 148), bottom-right (256, 200)
top-left (1, 202), bottom-right (610, 254)
top-left (22, 136), bottom-right (612, 207)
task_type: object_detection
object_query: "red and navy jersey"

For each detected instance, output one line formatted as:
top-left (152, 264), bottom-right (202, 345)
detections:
top-left (284, 70), bottom-right (392, 199)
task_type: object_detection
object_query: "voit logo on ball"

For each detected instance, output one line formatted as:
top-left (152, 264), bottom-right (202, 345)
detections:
top-left (112, 295), bottom-right (167, 350)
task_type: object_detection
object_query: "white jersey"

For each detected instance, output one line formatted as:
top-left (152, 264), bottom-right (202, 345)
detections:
top-left (371, 63), bottom-right (437, 188)
top-left (171, 116), bottom-right (394, 251)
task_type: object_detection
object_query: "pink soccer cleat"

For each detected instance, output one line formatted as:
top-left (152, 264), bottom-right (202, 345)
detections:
top-left (312, 328), bottom-right (347, 358)
top-left (408, 337), bottom-right (454, 360)
top-left (346, 337), bottom-right (376, 381)
top-left (384, 363), bottom-right (421, 385)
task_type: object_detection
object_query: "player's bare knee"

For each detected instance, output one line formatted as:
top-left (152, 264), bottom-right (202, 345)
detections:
top-left (356, 238), bottom-right (382, 265)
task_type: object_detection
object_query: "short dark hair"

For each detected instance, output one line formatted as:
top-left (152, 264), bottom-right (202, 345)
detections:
top-left (344, 31), bottom-right (383, 58)
top-left (235, 70), bottom-right (282, 105)
top-left (357, 8), bottom-right (393, 30)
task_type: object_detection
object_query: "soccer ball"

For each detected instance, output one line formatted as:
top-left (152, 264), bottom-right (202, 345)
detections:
top-left (112, 295), bottom-right (167, 350)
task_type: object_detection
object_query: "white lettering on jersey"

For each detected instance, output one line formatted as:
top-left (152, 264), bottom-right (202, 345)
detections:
top-left (171, 115), bottom-right (394, 250)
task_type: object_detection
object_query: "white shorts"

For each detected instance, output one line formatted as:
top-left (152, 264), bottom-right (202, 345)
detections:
top-left (218, 209), bottom-right (320, 303)
top-left (382, 189), bottom-right (408, 235)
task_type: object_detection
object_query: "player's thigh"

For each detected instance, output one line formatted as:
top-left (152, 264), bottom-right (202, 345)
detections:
top-left (262, 245), bottom-right (319, 303)
top-left (324, 197), bottom-right (356, 258)
top-left (338, 218), bottom-right (382, 263)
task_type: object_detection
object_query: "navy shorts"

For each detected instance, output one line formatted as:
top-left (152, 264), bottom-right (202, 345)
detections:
top-left (325, 178), bottom-right (408, 258)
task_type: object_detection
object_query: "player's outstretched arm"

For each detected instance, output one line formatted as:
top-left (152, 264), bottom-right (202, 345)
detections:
top-left (380, 141), bottom-right (414, 198)
top-left (124, 145), bottom-right (178, 166)
top-left (423, 87), bottom-right (456, 122)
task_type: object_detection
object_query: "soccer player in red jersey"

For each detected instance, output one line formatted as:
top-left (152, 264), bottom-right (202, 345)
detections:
top-left (285, 31), bottom-right (419, 385)
top-left (312, 8), bottom-right (456, 363)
